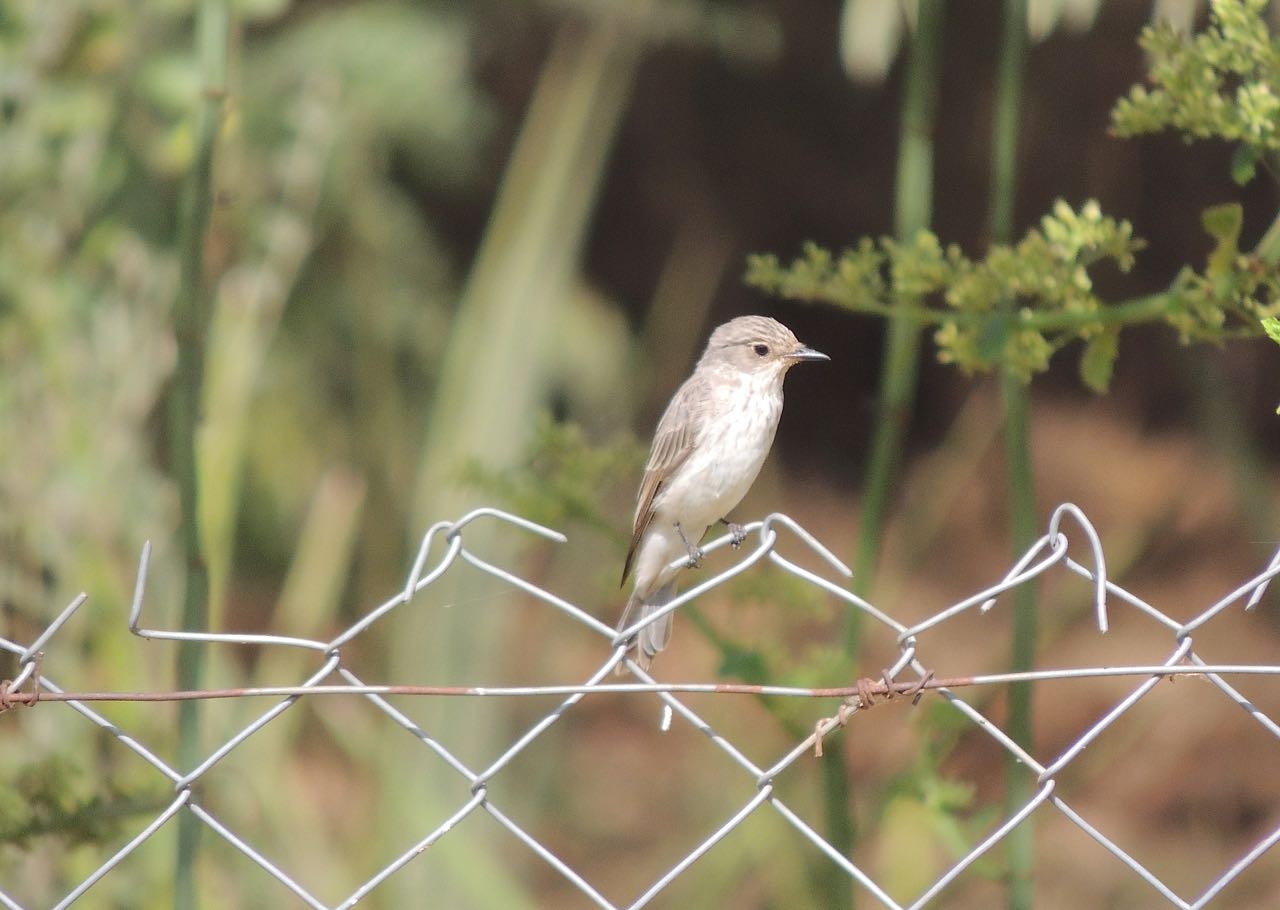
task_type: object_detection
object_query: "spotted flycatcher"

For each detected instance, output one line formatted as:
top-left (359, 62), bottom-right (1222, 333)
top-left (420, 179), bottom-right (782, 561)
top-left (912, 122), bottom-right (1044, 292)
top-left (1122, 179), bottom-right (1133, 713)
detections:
top-left (617, 315), bottom-right (828, 671)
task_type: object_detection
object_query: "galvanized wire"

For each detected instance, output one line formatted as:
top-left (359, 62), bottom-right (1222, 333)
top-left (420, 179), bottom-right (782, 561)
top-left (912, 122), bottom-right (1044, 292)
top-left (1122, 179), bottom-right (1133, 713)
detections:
top-left (2, 503), bottom-right (1280, 909)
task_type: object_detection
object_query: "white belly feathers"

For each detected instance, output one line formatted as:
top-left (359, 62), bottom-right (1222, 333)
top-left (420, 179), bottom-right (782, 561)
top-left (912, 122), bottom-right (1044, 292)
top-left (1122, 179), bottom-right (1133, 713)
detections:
top-left (650, 369), bottom-right (783, 532)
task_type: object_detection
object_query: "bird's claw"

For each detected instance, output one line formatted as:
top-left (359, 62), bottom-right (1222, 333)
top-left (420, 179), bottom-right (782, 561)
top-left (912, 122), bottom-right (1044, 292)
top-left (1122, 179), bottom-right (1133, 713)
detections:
top-left (674, 522), bottom-right (703, 568)
top-left (726, 522), bottom-right (747, 549)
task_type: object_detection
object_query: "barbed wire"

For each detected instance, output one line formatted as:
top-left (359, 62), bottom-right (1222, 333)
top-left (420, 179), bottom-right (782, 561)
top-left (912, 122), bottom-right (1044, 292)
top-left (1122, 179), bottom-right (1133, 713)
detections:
top-left (2, 503), bottom-right (1280, 909)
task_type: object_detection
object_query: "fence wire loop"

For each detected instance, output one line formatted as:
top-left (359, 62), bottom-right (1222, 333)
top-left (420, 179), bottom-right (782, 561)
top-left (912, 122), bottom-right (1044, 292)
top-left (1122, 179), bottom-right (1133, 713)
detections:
top-left (447, 505), bottom-right (569, 543)
top-left (3, 503), bottom-right (1280, 910)
top-left (1047, 502), bottom-right (1109, 632)
top-left (759, 512), bottom-right (853, 578)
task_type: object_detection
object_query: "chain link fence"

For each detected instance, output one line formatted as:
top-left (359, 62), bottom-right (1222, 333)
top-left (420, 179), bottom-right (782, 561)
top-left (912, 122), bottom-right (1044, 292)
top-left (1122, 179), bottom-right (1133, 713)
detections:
top-left (3, 504), bottom-right (1280, 909)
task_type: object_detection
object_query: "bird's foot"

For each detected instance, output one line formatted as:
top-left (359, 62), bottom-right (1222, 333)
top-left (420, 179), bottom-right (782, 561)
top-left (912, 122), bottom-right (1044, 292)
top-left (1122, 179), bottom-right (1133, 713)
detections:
top-left (675, 522), bottom-right (704, 568)
top-left (725, 521), bottom-right (747, 549)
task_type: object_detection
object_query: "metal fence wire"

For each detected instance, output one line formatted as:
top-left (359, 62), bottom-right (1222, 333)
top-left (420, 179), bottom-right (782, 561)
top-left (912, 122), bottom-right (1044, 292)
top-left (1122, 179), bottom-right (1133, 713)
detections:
top-left (3, 503), bottom-right (1280, 909)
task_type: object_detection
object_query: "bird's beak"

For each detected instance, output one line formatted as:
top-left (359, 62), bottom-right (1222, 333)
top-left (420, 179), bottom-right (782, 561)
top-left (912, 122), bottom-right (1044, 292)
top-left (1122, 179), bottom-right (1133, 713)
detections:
top-left (785, 344), bottom-right (829, 362)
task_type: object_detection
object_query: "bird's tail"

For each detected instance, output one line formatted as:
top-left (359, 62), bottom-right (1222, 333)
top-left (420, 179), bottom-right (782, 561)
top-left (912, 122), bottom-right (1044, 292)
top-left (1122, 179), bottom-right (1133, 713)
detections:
top-left (614, 582), bottom-right (676, 674)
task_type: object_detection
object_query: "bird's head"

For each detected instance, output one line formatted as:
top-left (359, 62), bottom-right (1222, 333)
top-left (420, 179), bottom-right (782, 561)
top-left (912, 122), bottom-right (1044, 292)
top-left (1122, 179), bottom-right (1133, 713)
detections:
top-left (698, 315), bottom-right (829, 377)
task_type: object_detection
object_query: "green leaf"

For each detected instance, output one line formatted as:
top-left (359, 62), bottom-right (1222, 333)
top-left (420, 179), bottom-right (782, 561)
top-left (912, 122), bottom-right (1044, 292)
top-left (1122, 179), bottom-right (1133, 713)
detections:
top-left (1231, 144), bottom-right (1261, 186)
top-left (1080, 328), bottom-right (1119, 393)
top-left (1202, 202), bottom-right (1244, 244)
top-left (1202, 202), bottom-right (1243, 278)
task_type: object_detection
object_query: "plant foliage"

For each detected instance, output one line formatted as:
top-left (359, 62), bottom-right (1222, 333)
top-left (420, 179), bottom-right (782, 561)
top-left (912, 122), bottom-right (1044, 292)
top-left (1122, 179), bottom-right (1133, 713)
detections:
top-left (1111, 0), bottom-right (1280, 185)
top-left (749, 0), bottom-right (1280, 392)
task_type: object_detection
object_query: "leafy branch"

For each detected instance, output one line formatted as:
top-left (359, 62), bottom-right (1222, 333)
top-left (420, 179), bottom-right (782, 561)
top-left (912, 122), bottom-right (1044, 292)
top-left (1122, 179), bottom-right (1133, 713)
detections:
top-left (748, 201), bottom-right (1152, 389)
top-left (749, 0), bottom-right (1280, 392)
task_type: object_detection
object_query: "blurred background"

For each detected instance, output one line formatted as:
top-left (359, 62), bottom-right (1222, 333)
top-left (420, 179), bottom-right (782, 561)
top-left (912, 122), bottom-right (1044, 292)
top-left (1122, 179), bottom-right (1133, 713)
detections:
top-left (3, 0), bottom-right (1280, 907)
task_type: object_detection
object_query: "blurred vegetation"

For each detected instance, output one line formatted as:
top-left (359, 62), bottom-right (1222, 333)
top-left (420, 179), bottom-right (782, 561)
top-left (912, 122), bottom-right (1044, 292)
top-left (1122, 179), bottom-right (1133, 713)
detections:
top-left (3, 0), bottom-right (1280, 908)
top-left (461, 416), bottom-right (645, 540)
top-left (1, 0), bottom-right (519, 905)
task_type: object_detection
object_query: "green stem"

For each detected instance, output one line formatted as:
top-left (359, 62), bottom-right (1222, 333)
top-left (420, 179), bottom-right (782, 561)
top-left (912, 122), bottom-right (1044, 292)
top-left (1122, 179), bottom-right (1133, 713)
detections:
top-left (847, 0), bottom-right (944, 631)
top-left (892, 4), bottom-right (943, 241)
top-left (833, 2), bottom-right (944, 907)
top-left (1016, 293), bottom-right (1171, 329)
top-left (989, 0), bottom-right (1025, 244)
top-left (989, 1), bottom-right (1034, 907)
top-left (772, 286), bottom-right (1180, 332)
top-left (999, 370), bottom-right (1037, 909)
top-left (169, 2), bottom-right (228, 908)
top-left (849, 312), bottom-right (925, 593)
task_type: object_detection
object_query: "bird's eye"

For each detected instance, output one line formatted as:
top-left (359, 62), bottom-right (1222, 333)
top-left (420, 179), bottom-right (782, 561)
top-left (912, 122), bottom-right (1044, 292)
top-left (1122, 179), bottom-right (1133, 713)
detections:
top-left (753, 344), bottom-right (769, 357)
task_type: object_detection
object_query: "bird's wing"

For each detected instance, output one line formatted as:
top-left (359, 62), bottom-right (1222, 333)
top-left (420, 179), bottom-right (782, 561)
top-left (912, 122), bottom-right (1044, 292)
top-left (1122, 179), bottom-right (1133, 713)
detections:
top-left (620, 381), bottom-right (700, 586)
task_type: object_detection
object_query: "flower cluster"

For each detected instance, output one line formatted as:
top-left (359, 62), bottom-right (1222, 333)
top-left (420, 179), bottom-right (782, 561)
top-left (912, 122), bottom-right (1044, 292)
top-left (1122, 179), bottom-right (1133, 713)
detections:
top-left (1111, 0), bottom-right (1280, 184)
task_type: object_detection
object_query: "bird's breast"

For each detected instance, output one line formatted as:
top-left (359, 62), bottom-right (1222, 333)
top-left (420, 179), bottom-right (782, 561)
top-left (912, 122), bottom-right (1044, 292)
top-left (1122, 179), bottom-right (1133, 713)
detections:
top-left (652, 371), bottom-right (784, 530)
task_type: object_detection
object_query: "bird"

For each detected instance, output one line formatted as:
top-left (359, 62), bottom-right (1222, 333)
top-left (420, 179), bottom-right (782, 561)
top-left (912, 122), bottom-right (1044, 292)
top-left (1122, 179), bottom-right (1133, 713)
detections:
top-left (616, 315), bottom-right (829, 671)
